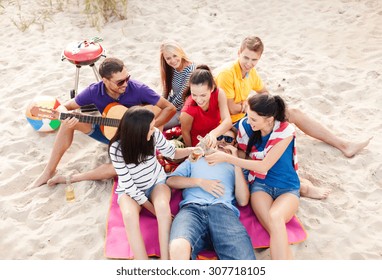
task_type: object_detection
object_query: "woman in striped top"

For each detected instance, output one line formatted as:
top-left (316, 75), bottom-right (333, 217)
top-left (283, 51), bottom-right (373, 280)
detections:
top-left (109, 106), bottom-right (192, 260)
top-left (160, 40), bottom-right (195, 130)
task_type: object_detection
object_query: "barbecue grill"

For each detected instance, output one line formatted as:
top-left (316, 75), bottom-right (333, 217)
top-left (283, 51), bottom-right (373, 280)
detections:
top-left (61, 37), bottom-right (106, 112)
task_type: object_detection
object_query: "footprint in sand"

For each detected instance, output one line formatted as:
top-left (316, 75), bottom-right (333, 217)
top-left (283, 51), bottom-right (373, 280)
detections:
top-left (370, 163), bottom-right (382, 188)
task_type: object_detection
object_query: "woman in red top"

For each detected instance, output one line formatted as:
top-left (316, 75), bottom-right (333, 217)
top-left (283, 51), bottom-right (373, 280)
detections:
top-left (180, 65), bottom-right (232, 147)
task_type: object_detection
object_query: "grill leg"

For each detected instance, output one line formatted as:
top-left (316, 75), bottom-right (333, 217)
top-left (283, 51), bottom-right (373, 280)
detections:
top-left (91, 63), bottom-right (101, 81)
top-left (79, 64), bottom-right (98, 113)
top-left (70, 65), bottom-right (81, 99)
top-left (67, 63), bottom-right (99, 113)
top-left (74, 65), bottom-right (81, 96)
top-left (76, 63), bottom-right (99, 113)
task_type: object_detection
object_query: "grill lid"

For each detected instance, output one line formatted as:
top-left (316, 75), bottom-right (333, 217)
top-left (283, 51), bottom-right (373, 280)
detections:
top-left (62, 37), bottom-right (105, 66)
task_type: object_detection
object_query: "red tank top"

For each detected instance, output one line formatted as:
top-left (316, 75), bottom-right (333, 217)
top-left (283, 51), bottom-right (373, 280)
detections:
top-left (181, 88), bottom-right (221, 146)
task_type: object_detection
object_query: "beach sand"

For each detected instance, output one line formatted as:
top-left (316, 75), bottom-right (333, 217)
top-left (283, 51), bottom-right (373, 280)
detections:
top-left (0, 0), bottom-right (381, 260)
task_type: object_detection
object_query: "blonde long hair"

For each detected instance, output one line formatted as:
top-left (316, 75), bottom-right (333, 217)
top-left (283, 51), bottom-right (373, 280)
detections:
top-left (160, 40), bottom-right (192, 99)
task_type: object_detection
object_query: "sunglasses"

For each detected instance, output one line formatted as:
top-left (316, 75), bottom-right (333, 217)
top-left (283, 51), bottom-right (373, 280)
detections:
top-left (217, 135), bottom-right (235, 143)
top-left (110, 74), bottom-right (131, 87)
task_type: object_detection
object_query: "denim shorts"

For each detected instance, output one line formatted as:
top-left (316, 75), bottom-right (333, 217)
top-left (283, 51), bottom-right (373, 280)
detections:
top-left (117, 177), bottom-right (167, 204)
top-left (145, 177), bottom-right (167, 198)
top-left (250, 181), bottom-right (300, 200)
top-left (87, 124), bottom-right (109, 144)
top-left (170, 203), bottom-right (256, 260)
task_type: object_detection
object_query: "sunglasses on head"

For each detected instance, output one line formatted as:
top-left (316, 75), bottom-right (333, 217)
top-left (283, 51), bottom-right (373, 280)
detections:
top-left (217, 135), bottom-right (235, 143)
top-left (111, 74), bottom-right (131, 87)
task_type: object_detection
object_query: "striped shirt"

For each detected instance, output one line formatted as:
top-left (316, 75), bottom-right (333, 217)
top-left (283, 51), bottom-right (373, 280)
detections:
top-left (109, 128), bottom-right (176, 205)
top-left (168, 63), bottom-right (195, 110)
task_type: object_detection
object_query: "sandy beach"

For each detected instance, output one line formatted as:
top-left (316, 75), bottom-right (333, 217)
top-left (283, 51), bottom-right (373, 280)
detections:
top-left (0, 0), bottom-right (381, 260)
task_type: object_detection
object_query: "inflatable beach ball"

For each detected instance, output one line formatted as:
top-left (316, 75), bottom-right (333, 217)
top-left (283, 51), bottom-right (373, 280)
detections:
top-left (25, 96), bottom-right (65, 132)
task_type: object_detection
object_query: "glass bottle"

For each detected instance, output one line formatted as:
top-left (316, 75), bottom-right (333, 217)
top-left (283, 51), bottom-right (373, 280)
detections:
top-left (65, 176), bottom-right (75, 202)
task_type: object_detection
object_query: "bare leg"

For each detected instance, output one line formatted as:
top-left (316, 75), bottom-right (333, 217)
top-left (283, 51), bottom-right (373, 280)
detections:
top-left (287, 108), bottom-right (371, 157)
top-left (47, 174), bottom-right (67, 187)
top-left (299, 177), bottom-right (331, 200)
top-left (151, 184), bottom-right (172, 260)
top-left (250, 192), bottom-right (299, 260)
top-left (28, 120), bottom-right (95, 189)
top-left (267, 194), bottom-right (298, 260)
top-left (47, 163), bottom-right (117, 186)
top-left (119, 194), bottom-right (148, 260)
top-left (29, 124), bottom-right (75, 188)
top-left (340, 139), bottom-right (372, 158)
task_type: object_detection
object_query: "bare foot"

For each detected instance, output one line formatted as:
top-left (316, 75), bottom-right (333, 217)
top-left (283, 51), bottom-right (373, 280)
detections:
top-left (47, 174), bottom-right (67, 187)
top-left (342, 137), bottom-right (372, 158)
top-left (300, 178), bottom-right (331, 200)
top-left (27, 170), bottom-right (57, 189)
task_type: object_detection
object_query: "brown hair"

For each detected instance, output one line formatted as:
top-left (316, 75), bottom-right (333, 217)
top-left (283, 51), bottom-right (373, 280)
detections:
top-left (245, 94), bottom-right (287, 156)
top-left (98, 57), bottom-right (125, 79)
top-left (239, 36), bottom-right (264, 54)
top-left (182, 64), bottom-right (216, 102)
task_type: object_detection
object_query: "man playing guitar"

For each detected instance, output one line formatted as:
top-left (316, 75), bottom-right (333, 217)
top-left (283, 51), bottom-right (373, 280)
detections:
top-left (29, 57), bottom-right (176, 188)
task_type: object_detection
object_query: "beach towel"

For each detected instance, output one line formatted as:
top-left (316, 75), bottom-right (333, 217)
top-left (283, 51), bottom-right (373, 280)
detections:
top-left (104, 179), bottom-right (307, 259)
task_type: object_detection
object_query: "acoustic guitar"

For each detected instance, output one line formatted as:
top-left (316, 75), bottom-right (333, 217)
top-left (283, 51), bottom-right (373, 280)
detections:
top-left (30, 102), bottom-right (158, 140)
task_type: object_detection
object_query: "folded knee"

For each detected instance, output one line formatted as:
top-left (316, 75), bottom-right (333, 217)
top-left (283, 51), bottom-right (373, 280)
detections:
top-left (121, 208), bottom-right (140, 225)
top-left (169, 238), bottom-right (191, 260)
top-left (286, 107), bottom-right (302, 123)
top-left (268, 209), bottom-right (285, 227)
top-left (153, 200), bottom-right (171, 217)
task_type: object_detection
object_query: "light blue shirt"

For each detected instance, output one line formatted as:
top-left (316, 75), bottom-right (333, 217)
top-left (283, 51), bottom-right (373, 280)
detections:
top-left (167, 157), bottom-right (240, 216)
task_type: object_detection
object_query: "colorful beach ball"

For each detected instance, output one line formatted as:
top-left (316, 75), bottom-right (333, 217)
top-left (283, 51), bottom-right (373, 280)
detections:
top-left (25, 96), bottom-right (65, 132)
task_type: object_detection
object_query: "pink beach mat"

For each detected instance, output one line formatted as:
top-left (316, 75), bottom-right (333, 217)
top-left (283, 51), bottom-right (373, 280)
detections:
top-left (104, 179), bottom-right (307, 259)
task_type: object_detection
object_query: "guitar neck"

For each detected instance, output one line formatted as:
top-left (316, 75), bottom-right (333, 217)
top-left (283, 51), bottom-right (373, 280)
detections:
top-left (59, 112), bottom-right (120, 127)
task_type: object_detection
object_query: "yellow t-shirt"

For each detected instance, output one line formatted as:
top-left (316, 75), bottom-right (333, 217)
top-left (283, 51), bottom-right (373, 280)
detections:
top-left (216, 60), bottom-right (264, 123)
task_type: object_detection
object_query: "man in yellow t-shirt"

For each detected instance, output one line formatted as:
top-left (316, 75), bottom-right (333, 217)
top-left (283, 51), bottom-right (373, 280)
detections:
top-left (216, 36), bottom-right (370, 160)
top-left (216, 36), bottom-right (268, 124)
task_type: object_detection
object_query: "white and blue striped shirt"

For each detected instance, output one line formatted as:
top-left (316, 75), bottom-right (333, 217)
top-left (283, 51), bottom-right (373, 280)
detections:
top-left (109, 128), bottom-right (175, 205)
top-left (168, 63), bottom-right (195, 110)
